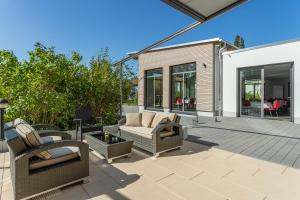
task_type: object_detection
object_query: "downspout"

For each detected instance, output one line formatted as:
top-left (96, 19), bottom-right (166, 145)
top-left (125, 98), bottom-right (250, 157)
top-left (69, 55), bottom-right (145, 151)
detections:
top-left (215, 42), bottom-right (227, 121)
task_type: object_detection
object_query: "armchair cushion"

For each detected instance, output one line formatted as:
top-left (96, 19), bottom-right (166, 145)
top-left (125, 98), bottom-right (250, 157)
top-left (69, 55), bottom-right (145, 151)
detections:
top-left (41, 136), bottom-right (62, 144)
top-left (15, 122), bottom-right (52, 159)
top-left (141, 112), bottom-right (156, 127)
top-left (13, 118), bottom-right (28, 126)
top-left (29, 146), bottom-right (79, 170)
top-left (125, 113), bottom-right (141, 127)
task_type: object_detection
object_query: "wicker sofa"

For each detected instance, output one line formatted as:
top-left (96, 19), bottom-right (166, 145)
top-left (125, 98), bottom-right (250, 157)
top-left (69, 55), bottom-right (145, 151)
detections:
top-left (4, 119), bottom-right (89, 200)
top-left (117, 112), bottom-right (183, 156)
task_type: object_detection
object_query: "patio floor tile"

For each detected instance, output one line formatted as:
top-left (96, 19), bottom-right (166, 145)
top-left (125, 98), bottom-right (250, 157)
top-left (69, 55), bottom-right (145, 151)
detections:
top-left (2, 140), bottom-right (300, 200)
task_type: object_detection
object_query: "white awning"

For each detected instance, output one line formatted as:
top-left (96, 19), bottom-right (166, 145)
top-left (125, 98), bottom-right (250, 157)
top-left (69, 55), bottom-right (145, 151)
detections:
top-left (162, 0), bottom-right (247, 22)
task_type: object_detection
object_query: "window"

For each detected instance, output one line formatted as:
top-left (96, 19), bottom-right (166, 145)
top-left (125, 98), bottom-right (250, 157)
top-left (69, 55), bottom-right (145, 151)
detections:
top-left (171, 63), bottom-right (196, 112)
top-left (145, 68), bottom-right (163, 109)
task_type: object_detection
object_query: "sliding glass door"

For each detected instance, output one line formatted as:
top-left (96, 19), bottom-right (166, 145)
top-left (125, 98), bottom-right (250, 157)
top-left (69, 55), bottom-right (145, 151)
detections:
top-left (239, 63), bottom-right (293, 121)
top-left (171, 63), bottom-right (196, 112)
top-left (240, 68), bottom-right (263, 117)
top-left (145, 68), bottom-right (163, 109)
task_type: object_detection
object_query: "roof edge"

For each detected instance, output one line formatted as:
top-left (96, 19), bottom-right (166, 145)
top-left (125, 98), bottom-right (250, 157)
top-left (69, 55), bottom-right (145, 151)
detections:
top-left (223, 37), bottom-right (300, 55)
top-left (127, 37), bottom-right (237, 57)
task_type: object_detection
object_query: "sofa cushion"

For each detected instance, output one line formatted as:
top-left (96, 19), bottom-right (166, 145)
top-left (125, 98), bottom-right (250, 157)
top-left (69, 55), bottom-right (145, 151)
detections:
top-left (120, 125), bottom-right (153, 139)
top-left (126, 113), bottom-right (141, 127)
top-left (15, 122), bottom-right (52, 159)
top-left (151, 113), bottom-right (169, 128)
top-left (160, 131), bottom-right (175, 138)
top-left (141, 112), bottom-right (156, 128)
top-left (29, 147), bottom-right (79, 170)
top-left (156, 113), bottom-right (177, 131)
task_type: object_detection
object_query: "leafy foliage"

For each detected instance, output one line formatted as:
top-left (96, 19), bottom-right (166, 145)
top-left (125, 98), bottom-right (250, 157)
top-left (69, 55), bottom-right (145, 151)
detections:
top-left (0, 43), bottom-right (133, 129)
top-left (234, 35), bottom-right (245, 49)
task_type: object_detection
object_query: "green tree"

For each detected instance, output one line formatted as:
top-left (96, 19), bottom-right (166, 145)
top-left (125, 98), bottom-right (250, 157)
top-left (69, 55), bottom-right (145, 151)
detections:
top-left (88, 49), bottom-right (134, 124)
top-left (234, 35), bottom-right (245, 49)
top-left (0, 44), bottom-right (134, 129)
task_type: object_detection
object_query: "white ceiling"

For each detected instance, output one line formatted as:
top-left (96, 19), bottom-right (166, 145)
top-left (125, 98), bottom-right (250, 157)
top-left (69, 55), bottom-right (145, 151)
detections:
top-left (178, 0), bottom-right (239, 17)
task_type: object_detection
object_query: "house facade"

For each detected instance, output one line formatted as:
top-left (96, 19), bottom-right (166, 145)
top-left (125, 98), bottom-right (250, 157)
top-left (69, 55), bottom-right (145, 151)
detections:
top-left (134, 38), bottom-right (236, 117)
top-left (222, 38), bottom-right (300, 124)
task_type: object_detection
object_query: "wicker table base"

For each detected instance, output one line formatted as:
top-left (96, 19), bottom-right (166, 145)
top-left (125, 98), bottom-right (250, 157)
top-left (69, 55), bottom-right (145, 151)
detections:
top-left (86, 132), bottom-right (133, 163)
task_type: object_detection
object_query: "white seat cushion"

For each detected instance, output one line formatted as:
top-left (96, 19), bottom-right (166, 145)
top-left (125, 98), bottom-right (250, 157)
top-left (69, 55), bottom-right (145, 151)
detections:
top-left (41, 136), bottom-right (62, 144)
top-left (29, 147), bottom-right (79, 170)
top-left (120, 125), bottom-right (153, 139)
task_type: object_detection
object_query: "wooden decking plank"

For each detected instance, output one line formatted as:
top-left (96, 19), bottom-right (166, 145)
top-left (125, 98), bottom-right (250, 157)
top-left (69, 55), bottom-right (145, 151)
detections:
top-left (259, 138), bottom-right (290, 160)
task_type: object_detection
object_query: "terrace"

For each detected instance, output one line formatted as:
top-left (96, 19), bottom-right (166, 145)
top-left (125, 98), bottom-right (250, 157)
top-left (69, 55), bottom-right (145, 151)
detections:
top-left (2, 120), bottom-right (300, 200)
top-left (1, 1), bottom-right (300, 200)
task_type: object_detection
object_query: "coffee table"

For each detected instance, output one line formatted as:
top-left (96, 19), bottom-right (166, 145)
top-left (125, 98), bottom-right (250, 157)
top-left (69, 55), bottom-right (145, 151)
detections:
top-left (86, 131), bottom-right (133, 163)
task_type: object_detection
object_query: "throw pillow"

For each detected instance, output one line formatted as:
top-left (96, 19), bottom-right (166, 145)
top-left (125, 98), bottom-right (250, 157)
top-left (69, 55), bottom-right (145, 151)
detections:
top-left (15, 122), bottom-right (52, 159)
top-left (141, 112), bottom-right (156, 127)
top-left (126, 113), bottom-right (142, 127)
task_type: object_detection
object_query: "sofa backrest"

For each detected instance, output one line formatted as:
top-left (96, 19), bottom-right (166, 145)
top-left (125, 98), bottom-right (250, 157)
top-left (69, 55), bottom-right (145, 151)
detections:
top-left (5, 128), bottom-right (28, 158)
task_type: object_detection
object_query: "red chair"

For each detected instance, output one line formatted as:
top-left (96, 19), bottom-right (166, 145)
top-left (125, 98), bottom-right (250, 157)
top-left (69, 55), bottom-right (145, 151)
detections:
top-left (188, 98), bottom-right (195, 109)
top-left (265, 100), bottom-right (280, 117)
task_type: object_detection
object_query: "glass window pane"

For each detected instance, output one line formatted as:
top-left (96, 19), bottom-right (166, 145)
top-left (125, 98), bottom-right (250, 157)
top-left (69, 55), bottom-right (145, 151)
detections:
top-left (240, 68), bottom-right (262, 117)
top-left (155, 76), bottom-right (163, 108)
top-left (172, 63), bottom-right (196, 73)
top-left (184, 72), bottom-right (196, 111)
top-left (146, 77), bottom-right (154, 108)
top-left (145, 68), bottom-right (163, 109)
top-left (146, 68), bottom-right (162, 77)
top-left (171, 63), bottom-right (196, 112)
top-left (172, 74), bottom-right (183, 111)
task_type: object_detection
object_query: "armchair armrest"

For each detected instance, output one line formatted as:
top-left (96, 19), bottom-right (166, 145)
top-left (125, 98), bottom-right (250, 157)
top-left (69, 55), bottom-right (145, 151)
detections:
top-left (32, 124), bottom-right (60, 131)
top-left (118, 118), bottom-right (126, 126)
top-left (38, 130), bottom-right (71, 140)
top-left (16, 140), bottom-right (89, 161)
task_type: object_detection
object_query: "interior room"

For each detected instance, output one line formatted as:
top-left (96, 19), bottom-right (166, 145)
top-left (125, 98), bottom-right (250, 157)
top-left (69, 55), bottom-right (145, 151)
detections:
top-left (240, 63), bottom-right (292, 121)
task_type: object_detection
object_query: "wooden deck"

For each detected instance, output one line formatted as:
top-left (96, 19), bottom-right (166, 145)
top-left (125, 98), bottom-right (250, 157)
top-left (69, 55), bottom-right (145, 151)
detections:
top-left (187, 116), bottom-right (300, 169)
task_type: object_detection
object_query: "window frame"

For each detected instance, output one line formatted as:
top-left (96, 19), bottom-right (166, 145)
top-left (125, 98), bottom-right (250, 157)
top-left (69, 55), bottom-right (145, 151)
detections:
top-left (144, 67), bottom-right (164, 110)
top-left (170, 62), bottom-right (197, 114)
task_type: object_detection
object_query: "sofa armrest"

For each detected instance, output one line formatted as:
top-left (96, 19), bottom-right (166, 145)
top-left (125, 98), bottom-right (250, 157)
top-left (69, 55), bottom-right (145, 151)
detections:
top-left (152, 122), bottom-right (183, 137)
top-left (15, 140), bottom-right (89, 161)
top-left (118, 118), bottom-right (126, 126)
top-left (38, 130), bottom-right (71, 140)
top-left (32, 124), bottom-right (60, 131)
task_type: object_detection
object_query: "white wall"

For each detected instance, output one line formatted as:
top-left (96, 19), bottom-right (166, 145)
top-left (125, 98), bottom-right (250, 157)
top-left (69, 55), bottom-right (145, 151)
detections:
top-left (222, 39), bottom-right (300, 123)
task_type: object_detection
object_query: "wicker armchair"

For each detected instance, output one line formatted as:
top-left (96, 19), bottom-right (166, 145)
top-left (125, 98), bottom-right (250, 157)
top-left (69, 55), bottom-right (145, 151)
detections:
top-left (5, 128), bottom-right (89, 200)
top-left (5, 121), bottom-right (71, 140)
top-left (74, 107), bottom-right (103, 141)
top-left (117, 114), bottom-right (183, 157)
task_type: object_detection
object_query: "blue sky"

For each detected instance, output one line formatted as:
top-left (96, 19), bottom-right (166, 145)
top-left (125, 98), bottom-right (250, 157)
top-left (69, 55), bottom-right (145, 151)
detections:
top-left (0, 0), bottom-right (300, 68)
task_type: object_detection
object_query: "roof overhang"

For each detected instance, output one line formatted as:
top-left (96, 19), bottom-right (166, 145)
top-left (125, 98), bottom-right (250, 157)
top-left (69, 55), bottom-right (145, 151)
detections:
top-left (161, 0), bottom-right (247, 22)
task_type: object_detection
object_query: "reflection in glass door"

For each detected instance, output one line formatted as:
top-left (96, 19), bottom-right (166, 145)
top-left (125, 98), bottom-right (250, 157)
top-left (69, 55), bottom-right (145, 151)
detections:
top-left (240, 68), bottom-right (263, 117)
top-left (171, 63), bottom-right (196, 112)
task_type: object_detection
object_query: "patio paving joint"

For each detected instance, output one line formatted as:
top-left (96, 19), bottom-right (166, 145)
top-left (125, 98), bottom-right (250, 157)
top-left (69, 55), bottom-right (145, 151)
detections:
top-left (221, 170), bottom-right (234, 179)
top-left (155, 173), bottom-right (175, 182)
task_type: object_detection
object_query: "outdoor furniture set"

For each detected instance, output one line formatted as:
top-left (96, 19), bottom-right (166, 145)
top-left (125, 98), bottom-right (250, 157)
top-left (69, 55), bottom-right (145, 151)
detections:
top-left (4, 111), bottom-right (183, 199)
